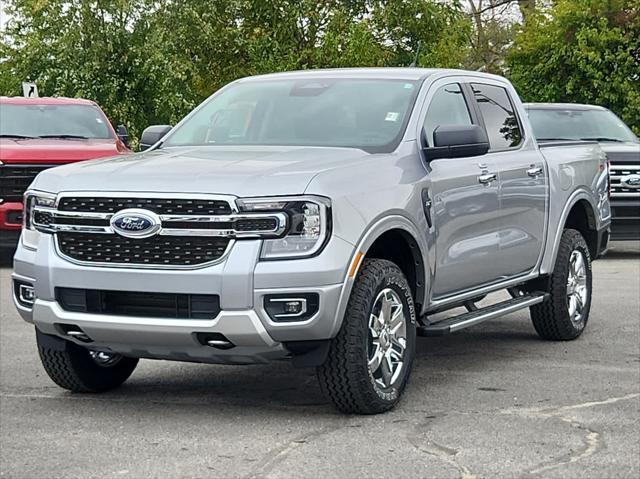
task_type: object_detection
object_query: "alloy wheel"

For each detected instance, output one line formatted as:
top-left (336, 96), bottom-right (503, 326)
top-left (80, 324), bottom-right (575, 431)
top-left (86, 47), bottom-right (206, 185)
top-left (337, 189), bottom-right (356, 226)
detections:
top-left (566, 249), bottom-right (588, 324)
top-left (367, 288), bottom-right (407, 389)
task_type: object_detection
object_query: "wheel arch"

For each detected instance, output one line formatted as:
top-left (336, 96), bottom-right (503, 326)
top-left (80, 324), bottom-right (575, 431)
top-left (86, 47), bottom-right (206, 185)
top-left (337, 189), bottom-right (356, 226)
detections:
top-left (333, 216), bottom-right (429, 335)
top-left (564, 199), bottom-right (598, 259)
top-left (541, 189), bottom-right (600, 274)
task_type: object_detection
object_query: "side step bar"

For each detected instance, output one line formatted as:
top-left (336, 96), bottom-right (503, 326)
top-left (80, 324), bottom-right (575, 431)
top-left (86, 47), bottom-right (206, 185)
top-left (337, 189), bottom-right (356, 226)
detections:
top-left (418, 292), bottom-right (547, 337)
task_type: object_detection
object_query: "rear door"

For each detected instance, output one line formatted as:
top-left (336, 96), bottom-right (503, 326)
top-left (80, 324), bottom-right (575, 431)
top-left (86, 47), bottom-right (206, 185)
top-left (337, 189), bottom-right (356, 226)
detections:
top-left (420, 80), bottom-right (504, 297)
top-left (468, 82), bottom-right (547, 277)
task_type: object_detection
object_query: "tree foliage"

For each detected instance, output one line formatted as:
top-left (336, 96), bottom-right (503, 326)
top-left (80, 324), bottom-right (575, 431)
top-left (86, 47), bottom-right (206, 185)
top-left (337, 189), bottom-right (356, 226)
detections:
top-left (0, 0), bottom-right (470, 141)
top-left (1, 0), bottom-right (638, 139)
top-left (508, 0), bottom-right (640, 134)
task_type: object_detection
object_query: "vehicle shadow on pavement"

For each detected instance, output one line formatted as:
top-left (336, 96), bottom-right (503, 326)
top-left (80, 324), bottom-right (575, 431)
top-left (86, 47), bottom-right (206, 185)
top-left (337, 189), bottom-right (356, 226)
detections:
top-left (57, 317), bottom-right (544, 416)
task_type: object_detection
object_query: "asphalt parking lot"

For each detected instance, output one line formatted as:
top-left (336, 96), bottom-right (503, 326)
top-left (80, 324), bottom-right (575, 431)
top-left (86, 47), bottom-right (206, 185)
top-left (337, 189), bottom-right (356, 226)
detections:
top-left (1, 242), bottom-right (638, 479)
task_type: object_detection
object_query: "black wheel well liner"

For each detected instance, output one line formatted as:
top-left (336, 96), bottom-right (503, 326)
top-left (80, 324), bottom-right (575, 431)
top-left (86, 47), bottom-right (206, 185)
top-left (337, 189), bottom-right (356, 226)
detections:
top-left (363, 229), bottom-right (425, 311)
top-left (564, 199), bottom-right (598, 259)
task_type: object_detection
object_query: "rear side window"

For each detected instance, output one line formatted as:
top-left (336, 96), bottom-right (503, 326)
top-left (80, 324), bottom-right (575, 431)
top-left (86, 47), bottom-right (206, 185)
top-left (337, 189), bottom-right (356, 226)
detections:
top-left (471, 83), bottom-right (522, 149)
top-left (423, 83), bottom-right (472, 146)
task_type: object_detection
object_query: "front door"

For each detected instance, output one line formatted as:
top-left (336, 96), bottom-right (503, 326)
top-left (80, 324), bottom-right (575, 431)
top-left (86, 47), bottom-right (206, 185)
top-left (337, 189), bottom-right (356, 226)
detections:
top-left (421, 81), bottom-right (504, 297)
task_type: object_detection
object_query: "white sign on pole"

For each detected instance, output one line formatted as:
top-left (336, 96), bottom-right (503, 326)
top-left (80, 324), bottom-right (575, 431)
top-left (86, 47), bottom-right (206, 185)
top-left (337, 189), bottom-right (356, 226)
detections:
top-left (22, 82), bottom-right (38, 98)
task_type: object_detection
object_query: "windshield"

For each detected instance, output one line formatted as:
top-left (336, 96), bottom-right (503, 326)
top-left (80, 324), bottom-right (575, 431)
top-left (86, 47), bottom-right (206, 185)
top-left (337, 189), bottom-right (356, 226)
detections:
top-left (0, 104), bottom-right (113, 139)
top-left (527, 107), bottom-right (639, 143)
top-left (164, 78), bottom-right (421, 153)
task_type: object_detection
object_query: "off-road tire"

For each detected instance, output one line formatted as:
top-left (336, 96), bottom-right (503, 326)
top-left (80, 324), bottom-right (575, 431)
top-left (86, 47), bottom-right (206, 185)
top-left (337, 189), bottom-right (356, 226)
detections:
top-left (530, 228), bottom-right (592, 341)
top-left (37, 331), bottom-right (139, 392)
top-left (317, 259), bottom-right (416, 414)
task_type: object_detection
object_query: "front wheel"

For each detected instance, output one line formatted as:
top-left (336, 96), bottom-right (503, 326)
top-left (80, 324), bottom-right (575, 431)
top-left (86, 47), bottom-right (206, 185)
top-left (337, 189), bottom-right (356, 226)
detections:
top-left (530, 228), bottom-right (593, 340)
top-left (37, 331), bottom-right (139, 392)
top-left (317, 259), bottom-right (416, 414)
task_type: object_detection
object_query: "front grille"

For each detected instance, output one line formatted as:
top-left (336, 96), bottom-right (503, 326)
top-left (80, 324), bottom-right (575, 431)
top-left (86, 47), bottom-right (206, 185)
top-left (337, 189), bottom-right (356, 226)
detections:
top-left (56, 287), bottom-right (220, 319)
top-left (57, 233), bottom-right (230, 266)
top-left (33, 210), bottom-right (53, 226)
top-left (610, 164), bottom-right (640, 198)
top-left (42, 194), bottom-right (284, 268)
top-left (235, 218), bottom-right (279, 231)
top-left (0, 164), bottom-right (57, 203)
top-left (58, 197), bottom-right (232, 215)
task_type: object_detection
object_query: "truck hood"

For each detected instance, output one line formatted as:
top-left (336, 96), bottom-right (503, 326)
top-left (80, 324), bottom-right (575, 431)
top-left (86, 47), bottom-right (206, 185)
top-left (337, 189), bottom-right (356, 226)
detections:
top-left (31, 145), bottom-right (373, 196)
top-left (0, 138), bottom-right (123, 163)
top-left (599, 142), bottom-right (640, 164)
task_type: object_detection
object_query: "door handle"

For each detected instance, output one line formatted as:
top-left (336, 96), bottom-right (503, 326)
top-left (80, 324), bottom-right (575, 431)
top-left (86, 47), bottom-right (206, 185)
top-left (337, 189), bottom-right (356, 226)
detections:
top-left (478, 173), bottom-right (497, 184)
top-left (527, 166), bottom-right (543, 177)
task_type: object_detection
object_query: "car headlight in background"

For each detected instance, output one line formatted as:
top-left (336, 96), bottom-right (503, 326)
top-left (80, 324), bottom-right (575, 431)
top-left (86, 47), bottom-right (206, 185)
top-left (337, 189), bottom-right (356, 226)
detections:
top-left (22, 191), bottom-right (56, 249)
top-left (237, 196), bottom-right (331, 259)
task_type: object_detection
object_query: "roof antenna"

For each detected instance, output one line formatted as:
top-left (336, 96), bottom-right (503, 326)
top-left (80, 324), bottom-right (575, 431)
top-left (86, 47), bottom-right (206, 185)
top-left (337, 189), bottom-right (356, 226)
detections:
top-left (409, 41), bottom-right (422, 68)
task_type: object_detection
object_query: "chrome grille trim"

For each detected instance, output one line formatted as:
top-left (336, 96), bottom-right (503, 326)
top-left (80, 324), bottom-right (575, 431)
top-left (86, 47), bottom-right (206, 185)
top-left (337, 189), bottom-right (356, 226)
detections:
top-left (33, 207), bottom-right (288, 238)
top-left (609, 164), bottom-right (640, 197)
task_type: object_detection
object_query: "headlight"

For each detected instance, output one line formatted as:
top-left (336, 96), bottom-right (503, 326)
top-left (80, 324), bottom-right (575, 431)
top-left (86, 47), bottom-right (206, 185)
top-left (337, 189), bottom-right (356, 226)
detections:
top-left (22, 191), bottom-right (56, 249)
top-left (237, 196), bottom-right (331, 259)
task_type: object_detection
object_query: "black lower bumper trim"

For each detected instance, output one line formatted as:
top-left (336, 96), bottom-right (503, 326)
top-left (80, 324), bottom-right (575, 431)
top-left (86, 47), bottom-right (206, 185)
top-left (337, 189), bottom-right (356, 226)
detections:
top-left (55, 287), bottom-right (221, 320)
top-left (0, 230), bottom-right (20, 249)
top-left (284, 340), bottom-right (331, 368)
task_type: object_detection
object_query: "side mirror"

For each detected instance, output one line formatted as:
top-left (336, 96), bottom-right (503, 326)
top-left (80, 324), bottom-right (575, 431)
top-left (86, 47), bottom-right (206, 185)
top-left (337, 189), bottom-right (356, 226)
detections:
top-left (115, 125), bottom-right (129, 148)
top-left (140, 125), bottom-right (173, 151)
top-left (424, 124), bottom-right (490, 160)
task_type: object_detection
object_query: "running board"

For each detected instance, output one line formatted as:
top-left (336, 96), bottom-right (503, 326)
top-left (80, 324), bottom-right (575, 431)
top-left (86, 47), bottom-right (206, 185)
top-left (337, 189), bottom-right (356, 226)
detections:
top-left (418, 293), bottom-right (547, 337)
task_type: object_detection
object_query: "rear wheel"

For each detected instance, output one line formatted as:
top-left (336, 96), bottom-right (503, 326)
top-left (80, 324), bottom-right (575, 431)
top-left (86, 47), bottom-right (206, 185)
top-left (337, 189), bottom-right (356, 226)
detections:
top-left (37, 331), bottom-right (139, 392)
top-left (317, 259), bottom-right (416, 414)
top-left (530, 228), bottom-right (592, 340)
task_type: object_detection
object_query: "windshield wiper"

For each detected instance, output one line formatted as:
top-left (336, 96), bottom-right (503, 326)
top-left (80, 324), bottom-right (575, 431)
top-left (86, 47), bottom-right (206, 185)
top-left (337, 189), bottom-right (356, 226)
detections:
top-left (579, 137), bottom-right (624, 142)
top-left (0, 134), bottom-right (37, 139)
top-left (37, 134), bottom-right (89, 140)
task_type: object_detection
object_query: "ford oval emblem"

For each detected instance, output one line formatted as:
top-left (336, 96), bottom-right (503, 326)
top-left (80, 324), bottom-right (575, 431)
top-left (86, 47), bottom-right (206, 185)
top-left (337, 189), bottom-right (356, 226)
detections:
top-left (110, 209), bottom-right (161, 238)
top-left (620, 174), bottom-right (640, 189)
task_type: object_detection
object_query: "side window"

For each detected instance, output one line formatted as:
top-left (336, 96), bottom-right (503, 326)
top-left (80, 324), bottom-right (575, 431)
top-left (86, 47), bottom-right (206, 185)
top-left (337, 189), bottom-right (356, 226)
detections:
top-left (423, 83), bottom-right (472, 146)
top-left (471, 83), bottom-right (522, 149)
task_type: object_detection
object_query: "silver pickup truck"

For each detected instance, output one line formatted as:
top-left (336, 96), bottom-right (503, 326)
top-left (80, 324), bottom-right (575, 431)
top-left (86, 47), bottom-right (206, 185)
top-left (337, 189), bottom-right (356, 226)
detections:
top-left (13, 68), bottom-right (610, 414)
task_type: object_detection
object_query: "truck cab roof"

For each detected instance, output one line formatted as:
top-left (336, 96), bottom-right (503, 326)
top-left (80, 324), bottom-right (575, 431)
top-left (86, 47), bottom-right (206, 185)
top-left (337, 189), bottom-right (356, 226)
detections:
top-left (237, 67), bottom-right (509, 83)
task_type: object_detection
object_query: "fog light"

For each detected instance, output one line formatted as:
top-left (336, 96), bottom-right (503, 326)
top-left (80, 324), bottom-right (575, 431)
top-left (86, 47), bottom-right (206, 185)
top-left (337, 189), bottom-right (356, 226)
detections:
top-left (264, 294), bottom-right (319, 322)
top-left (14, 280), bottom-right (35, 308)
top-left (20, 285), bottom-right (35, 304)
top-left (283, 300), bottom-right (304, 315)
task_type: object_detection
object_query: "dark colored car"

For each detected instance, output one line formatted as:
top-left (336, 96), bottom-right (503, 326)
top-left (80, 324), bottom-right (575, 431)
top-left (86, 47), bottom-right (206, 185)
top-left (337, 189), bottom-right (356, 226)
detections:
top-left (0, 96), bottom-right (131, 249)
top-left (525, 103), bottom-right (640, 241)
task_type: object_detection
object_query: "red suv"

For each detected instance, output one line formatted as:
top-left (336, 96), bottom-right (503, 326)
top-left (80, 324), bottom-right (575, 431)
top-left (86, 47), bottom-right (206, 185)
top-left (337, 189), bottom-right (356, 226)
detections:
top-left (0, 97), bottom-right (131, 249)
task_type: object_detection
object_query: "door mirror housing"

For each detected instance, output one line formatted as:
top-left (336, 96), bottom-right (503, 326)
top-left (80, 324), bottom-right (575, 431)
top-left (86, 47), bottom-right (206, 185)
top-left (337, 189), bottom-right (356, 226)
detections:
top-left (115, 124), bottom-right (129, 148)
top-left (424, 124), bottom-right (490, 160)
top-left (140, 125), bottom-right (173, 151)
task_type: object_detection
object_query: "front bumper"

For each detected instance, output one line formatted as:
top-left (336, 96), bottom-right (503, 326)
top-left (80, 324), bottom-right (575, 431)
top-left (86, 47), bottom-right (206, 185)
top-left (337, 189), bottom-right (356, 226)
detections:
top-left (13, 232), bottom-right (355, 364)
top-left (0, 201), bottom-right (23, 249)
top-left (610, 200), bottom-right (640, 240)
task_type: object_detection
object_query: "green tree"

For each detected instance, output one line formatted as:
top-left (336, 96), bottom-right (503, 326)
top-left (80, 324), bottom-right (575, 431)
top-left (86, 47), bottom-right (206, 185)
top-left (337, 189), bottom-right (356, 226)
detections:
top-left (0, 0), bottom-right (195, 141)
top-left (508, 0), bottom-right (640, 134)
top-left (152, 0), bottom-right (471, 98)
top-left (0, 0), bottom-right (471, 141)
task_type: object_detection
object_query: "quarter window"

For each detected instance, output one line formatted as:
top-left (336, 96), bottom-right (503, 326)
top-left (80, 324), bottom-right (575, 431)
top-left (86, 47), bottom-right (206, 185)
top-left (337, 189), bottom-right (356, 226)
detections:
top-left (423, 83), bottom-right (472, 146)
top-left (471, 83), bottom-right (522, 149)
